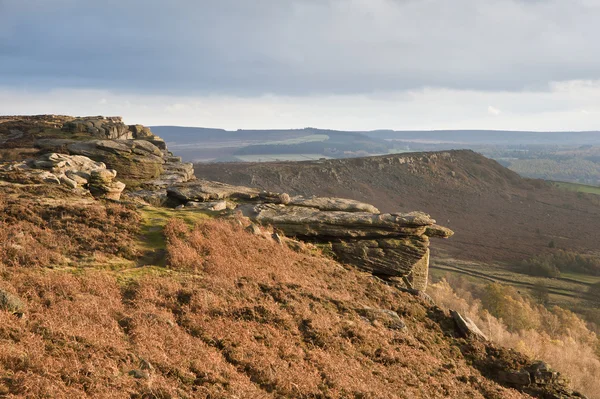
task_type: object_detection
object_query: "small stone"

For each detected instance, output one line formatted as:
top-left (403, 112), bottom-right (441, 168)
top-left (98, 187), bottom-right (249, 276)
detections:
top-left (128, 369), bottom-right (150, 379)
top-left (357, 307), bottom-right (408, 332)
top-left (272, 232), bottom-right (283, 245)
top-left (185, 201), bottom-right (227, 211)
top-left (59, 174), bottom-right (78, 189)
top-left (451, 310), bottom-right (488, 341)
top-left (246, 223), bottom-right (262, 236)
top-left (0, 289), bottom-right (25, 316)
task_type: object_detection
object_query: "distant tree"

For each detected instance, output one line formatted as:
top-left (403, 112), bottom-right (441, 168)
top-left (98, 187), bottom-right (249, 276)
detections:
top-left (531, 282), bottom-right (550, 305)
top-left (548, 240), bottom-right (556, 248)
top-left (586, 282), bottom-right (600, 305)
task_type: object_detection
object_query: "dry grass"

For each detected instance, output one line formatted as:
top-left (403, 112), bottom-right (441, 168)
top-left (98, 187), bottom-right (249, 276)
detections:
top-left (429, 278), bottom-right (600, 398)
top-left (0, 218), bottom-right (536, 398)
top-left (0, 188), bottom-right (140, 268)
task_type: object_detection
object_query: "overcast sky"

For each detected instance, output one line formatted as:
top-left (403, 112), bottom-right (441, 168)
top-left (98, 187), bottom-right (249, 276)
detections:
top-left (1, 0), bottom-right (599, 130)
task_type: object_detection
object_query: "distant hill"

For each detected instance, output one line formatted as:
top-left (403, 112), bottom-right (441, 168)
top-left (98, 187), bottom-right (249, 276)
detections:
top-left (150, 126), bottom-right (392, 162)
top-left (363, 130), bottom-right (600, 145)
top-left (151, 125), bottom-right (600, 163)
top-left (194, 150), bottom-right (600, 263)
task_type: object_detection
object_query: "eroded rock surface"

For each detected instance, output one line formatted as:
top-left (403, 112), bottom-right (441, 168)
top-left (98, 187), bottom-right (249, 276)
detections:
top-left (166, 180), bottom-right (453, 289)
top-left (0, 152), bottom-right (126, 200)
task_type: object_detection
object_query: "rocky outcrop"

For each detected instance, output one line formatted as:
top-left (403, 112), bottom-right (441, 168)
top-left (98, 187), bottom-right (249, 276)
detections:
top-left (166, 180), bottom-right (452, 290)
top-left (59, 117), bottom-right (194, 184)
top-left (0, 115), bottom-right (195, 185)
top-left (67, 139), bottom-right (166, 181)
top-left (62, 116), bottom-right (161, 141)
top-left (0, 152), bottom-right (126, 200)
top-left (167, 180), bottom-right (289, 204)
top-left (240, 203), bottom-right (451, 288)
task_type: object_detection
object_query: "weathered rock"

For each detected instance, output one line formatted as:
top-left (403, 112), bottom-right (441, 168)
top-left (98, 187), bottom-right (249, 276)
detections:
top-left (231, 200), bottom-right (452, 284)
top-left (527, 361), bottom-right (558, 385)
top-left (425, 225), bottom-right (455, 238)
top-left (357, 307), bottom-right (407, 331)
top-left (0, 289), bottom-right (25, 316)
top-left (289, 196), bottom-right (380, 214)
top-left (151, 161), bottom-right (195, 186)
top-left (409, 248), bottom-right (430, 290)
top-left (63, 116), bottom-right (133, 140)
top-left (34, 138), bottom-right (77, 151)
top-left (68, 140), bottom-right (164, 181)
top-left (128, 369), bottom-right (150, 379)
top-left (242, 204), bottom-right (434, 239)
top-left (451, 310), bottom-right (488, 341)
top-left (168, 180), bottom-right (288, 204)
top-left (31, 152), bottom-right (106, 175)
top-left (497, 370), bottom-right (531, 386)
top-left (333, 237), bottom-right (429, 277)
top-left (185, 200), bottom-right (228, 211)
top-left (65, 170), bottom-right (89, 185)
top-left (88, 169), bottom-right (125, 201)
top-left (59, 174), bottom-right (78, 189)
top-left (124, 189), bottom-right (169, 206)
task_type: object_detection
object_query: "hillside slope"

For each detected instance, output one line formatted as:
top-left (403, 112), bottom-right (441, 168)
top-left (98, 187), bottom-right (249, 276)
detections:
top-left (194, 150), bottom-right (600, 262)
top-left (0, 185), bottom-right (578, 398)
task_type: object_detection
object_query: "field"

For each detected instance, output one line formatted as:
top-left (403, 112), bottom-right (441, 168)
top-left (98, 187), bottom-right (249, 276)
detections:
top-left (429, 257), bottom-right (600, 318)
top-left (552, 181), bottom-right (600, 195)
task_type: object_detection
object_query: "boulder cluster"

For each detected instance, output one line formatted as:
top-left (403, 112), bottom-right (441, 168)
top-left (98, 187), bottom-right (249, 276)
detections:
top-left (35, 116), bottom-right (195, 184)
top-left (166, 180), bottom-right (453, 290)
top-left (1, 152), bottom-right (126, 200)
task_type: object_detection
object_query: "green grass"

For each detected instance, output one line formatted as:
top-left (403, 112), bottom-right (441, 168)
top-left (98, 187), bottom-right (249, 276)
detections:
top-left (136, 206), bottom-right (214, 267)
top-left (261, 134), bottom-right (329, 146)
top-left (139, 207), bottom-right (213, 250)
top-left (552, 181), bottom-right (600, 195)
top-left (429, 257), bottom-right (598, 312)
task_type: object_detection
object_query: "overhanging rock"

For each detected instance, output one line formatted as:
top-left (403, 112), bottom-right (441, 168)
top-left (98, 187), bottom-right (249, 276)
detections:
top-left (166, 181), bottom-right (453, 291)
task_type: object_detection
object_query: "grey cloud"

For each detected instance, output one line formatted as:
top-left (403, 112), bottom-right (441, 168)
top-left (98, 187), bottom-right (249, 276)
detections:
top-left (0, 0), bottom-right (598, 95)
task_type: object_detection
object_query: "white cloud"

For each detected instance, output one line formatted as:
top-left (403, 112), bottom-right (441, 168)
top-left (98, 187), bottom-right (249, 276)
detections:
top-left (488, 106), bottom-right (502, 116)
top-left (1, 80), bottom-right (599, 131)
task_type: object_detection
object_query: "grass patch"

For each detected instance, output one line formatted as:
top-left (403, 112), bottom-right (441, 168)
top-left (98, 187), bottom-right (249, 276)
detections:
top-left (137, 206), bottom-right (214, 266)
top-left (430, 257), bottom-right (600, 319)
top-left (552, 181), bottom-right (600, 195)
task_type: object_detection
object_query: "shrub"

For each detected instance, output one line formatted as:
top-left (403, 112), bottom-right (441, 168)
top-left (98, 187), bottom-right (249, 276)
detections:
top-left (519, 250), bottom-right (600, 277)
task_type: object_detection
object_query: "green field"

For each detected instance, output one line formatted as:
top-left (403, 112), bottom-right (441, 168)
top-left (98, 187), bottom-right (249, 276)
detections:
top-left (262, 134), bottom-right (329, 146)
top-left (552, 181), bottom-right (600, 195)
top-left (429, 257), bottom-right (599, 312)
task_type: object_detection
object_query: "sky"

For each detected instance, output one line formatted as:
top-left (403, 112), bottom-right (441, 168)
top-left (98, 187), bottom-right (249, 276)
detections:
top-left (1, 0), bottom-right (599, 131)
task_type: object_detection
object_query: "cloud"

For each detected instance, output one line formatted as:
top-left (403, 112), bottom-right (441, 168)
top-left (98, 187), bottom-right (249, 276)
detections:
top-left (1, 0), bottom-right (600, 96)
top-left (1, 80), bottom-right (599, 131)
top-left (488, 106), bottom-right (502, 116)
